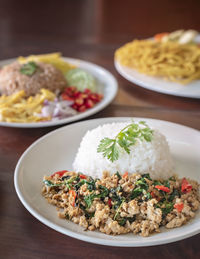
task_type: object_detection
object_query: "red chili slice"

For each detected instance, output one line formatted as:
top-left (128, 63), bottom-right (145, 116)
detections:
top-left (174, 203), bottom-right (184, 212)
top-left (79, 174), bottom-right (87, 179)
top-left (85, 99), bottom-right (94, 108)
top-left (61, 86), bottom-right (103, 113)
top-left (75, 98), bottom-right (84, 106)
top-left (78, 105), bottom-right (86, 112)
top-left (108, 198), bottom-right (112, 208)
top-left (51, 170), bottom-right (68, 178)
top-left (84, 88), bottom-right (91, 94)
top-left (69, 190), bottom-right (77, 207)
top-left (122, 172), bottom-right (128, 178)
top-left (181, 178), bottom-right (192, 193)
top-left (61, 93), bottom-right (74, 102)
top-left (64, 86), bottom-right (76, 97)
top-left (155, 185), bottom-right (170, 193)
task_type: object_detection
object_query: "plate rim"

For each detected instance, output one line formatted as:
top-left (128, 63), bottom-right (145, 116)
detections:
top-left (114, 59), bottom-right (200, 99)
top-left (0, 57), bottom-right (118, 128)
top-left (14, 117), bottom-right (200, 247)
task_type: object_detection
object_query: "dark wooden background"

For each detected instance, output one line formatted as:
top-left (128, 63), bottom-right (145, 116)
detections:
top-left (0, 0), bottom-right (200, 258)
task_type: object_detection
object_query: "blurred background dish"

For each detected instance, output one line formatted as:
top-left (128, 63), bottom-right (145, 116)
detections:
top-left (0, 57), bottom-right (118, 127)
top-left (115, 30), bottom-right (200, 98)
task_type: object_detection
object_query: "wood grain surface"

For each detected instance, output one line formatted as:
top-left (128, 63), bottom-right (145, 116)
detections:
top-left (0, 0), bottom-right (200, 258)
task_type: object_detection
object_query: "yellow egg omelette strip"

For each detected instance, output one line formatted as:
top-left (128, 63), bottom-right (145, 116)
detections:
top-left (0, 89), bottom-right (55, 123)
top-left (18, 52), bottom-right (76, 74)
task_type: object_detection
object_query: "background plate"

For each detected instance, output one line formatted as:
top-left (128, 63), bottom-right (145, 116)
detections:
top-left (14, 117), bottom-right (200, 247)
top-left (0, 58), bottom-right (118, 128)
top-left (115, 60), bottom-right (200, 98)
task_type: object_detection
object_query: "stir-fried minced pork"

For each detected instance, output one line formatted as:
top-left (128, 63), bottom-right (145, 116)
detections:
top-left (42, 170), bottom-right (200, 237)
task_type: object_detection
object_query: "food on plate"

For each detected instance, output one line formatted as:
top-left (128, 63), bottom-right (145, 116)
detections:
top-left (18, 52), bottom-right (75, 74)
top-left (73, 121), bottom-right (174, 180)
top-left (41, 121), bottom-right (200, 236)
top-left (0, 53), bottom-right (103, 123)
top-left (42, 170), bottom-right (199, 237)
top-left (61, 87), bottom-right (103, 113)
top-left (115, 29), bottom-right (200, 84)
top-left (154, 29), bottom-right (199, 44)
top-left (65, 68), bottom-right (96, 92)
top-left (0, 61), bottom-right (67, 96)
top-left (0, 89), bottom-right (57, 122)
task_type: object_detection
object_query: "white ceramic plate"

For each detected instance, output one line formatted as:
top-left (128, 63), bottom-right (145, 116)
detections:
top-left (115, 59), bottom-right (200, 98)
top-left (14, 117), bottom-right (200, 247)
top-left (0, 58), bottom-right (118, 128)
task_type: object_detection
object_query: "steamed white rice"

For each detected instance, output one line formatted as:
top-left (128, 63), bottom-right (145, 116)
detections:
top-left (73, 122), bottom-right (174, 180)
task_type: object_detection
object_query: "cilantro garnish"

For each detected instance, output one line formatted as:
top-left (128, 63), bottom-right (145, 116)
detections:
top-left (20, 61), bottom-right (39, 76)
top-left (97, 121), bottom-right (153, 162)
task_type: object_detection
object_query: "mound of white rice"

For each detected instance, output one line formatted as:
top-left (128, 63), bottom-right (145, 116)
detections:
top-left (73, 122), bottom-right (174, 180)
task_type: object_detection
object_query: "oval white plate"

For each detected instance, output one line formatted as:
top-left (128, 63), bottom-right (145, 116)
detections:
top-left (0, 58), bottom-right (118, 128)
top-left (14, 117), bottom-right (200, 247)
top-left (115, 59), bottom-right (200, 98)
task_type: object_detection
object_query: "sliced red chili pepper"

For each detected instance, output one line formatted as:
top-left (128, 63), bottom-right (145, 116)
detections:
top-left (108, 198), bottom-right (112, 208)
top-left (151, 191), bottom-right (156, 198)
top-left (61, 92), bottom-right (74, 101)
top-left (61, 86), bottom-right (103, 113)
top-left (155, 185), bottom-right (170, 193)
top-left (85, 99), bottom-right (94, 108)
top-left (78, 105), bottom-right (86, 112)
top-left (154, 32), bottom-right (169, 42)
top-left (122, 172), bottom-right (128, 178)
top-left (181, 178), bottom-right (192, 193)
top-left (71, 103), bottom-right (78, 110)
top-left (84, 88), bottom-right (91, 94)
top-left (69, 190), bottom-right (77, 207)
top-left (73, 91), bottom-right (80, 98)
top-left (174, 203), bottom-right (184, 212)
top-left (79, 174), bottom-right (87, 179)
top-left (51, 170), bottom-right (68, 178)
top-left (75, 98), bottom-right (84, 106)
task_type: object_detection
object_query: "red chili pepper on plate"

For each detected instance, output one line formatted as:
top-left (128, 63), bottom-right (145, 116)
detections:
top-left (79, 174), bottom-right (87, 179)
top-left (78, 105), bottom-right (86, 112)
top-left (181, 178), bottom-right (192, 193)
top-left (51, 170), bottom-right (68, 178)
top-left (61, 92), bottom-right (74, 102)
top-left (108, 198), bottom-right (112, 208)
top-left (69, 190), bottom-right (77, 207)
top-left (151, 191), bottom-right (156, 198)
top-left (154, 32), bottom-right (169, 42)
top-left (155, 185), bottom-right (170, 193)
top-left (174, 203), bottom-right (184, 212)
top-left (122, 172), bottom-right (128, 178)
top-left (84, 88), bottom-right (91, 94)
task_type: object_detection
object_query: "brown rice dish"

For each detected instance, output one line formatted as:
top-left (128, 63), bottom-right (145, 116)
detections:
top-left (42, 170), bottom-right (200, 237)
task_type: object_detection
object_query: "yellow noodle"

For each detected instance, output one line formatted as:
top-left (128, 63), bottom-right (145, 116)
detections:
top-left (115, 40), bottom-right (200, 84)
top-left (0, 89), bottom-right (55, 123)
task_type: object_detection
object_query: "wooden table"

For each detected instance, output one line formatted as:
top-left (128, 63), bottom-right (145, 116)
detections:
top-left (0, 0), bottom-right (200, 258)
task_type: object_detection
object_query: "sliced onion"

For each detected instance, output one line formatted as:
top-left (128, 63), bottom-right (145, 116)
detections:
top-left (43, 99), bottom-right (49, 106)
top-left (41, 105), bottom-right (54, 117)
top-left (41, 99), bottom-right (76, 120)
